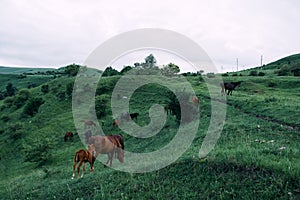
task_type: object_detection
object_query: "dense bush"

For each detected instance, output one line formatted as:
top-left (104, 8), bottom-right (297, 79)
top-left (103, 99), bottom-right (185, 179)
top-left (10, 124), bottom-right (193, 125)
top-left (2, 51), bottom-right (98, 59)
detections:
top-left (249, 70), bottom-right (258, 76)
top-left (41, 84), bottom-right (49, 94)
top-left (4, 122), bottom-right (24, 140)
top-left (166, 91), bottom-right (198, 124)
top-left (94, 94), bottom-right (110, 118)
top-left (23, 136), bottom-right (53, 166)
top-left (258, 72), bottom-right (265, 76)
top-left (23, 97), bottom-right (44, 116)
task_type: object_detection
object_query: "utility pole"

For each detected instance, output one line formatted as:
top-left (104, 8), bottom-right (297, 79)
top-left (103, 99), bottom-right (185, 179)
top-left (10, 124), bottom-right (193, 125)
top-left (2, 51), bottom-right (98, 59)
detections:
top-left (260, 55), bottom-right (263, 69)
top-left (236, 58), bottom-right (239, 72)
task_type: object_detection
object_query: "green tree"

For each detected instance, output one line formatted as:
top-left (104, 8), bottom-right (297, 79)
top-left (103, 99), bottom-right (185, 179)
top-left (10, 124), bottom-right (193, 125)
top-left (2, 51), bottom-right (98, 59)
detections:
top-left (143, 54), bottom-right (157, 68)
top-left (102, 66), bottom-right (120, 76)
top-left (64, 64), bottom-right (80, 77)
top-left (6, 83), bottom-right (17, 96)
top-left (120, 66), bottom-right (133, 74)
top-left (161, 63), bottom-right (180, 77)
top-left (41, 85), bottom-right (49, 94)
top-left (23, 97), bottom-right (44, 116)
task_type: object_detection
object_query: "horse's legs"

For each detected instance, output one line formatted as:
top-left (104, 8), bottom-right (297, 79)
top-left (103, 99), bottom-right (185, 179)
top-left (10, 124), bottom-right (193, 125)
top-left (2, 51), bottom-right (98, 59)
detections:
top-left (81, 162), bottom-right (86, 178)
top-left (77, 160), bottom-right (84, 178)
top-left (72, 161), bottom-right (77, 179)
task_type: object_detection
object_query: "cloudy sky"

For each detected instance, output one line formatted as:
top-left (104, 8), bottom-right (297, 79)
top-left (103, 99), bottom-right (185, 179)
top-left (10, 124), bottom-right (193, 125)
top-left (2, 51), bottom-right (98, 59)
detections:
top-left (0, 0), bottom-right (299, 72)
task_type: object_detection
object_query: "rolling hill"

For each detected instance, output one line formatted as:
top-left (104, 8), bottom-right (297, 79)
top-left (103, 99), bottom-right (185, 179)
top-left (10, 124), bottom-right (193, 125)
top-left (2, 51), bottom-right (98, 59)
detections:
top-left (0, 57), bottom-right (299, 199)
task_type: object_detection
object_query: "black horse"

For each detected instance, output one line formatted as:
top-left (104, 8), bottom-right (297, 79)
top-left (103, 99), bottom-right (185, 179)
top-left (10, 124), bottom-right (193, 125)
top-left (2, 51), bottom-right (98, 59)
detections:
top-left (220, 81), bottom-right (241, 96)
top-left (130, 113), bottom-right (139, 121)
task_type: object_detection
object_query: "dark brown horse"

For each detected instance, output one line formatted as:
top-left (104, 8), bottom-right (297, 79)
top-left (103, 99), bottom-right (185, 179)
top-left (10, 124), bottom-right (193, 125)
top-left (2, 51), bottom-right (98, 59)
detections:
top-left (64, 132), bottom-right (74, 142)
top-left (220, 81), bottom-right (241, 96)
top-left (108, 134), bottom-right (124, 159)
top-left (130, 113), bottom-right (139, 121)
top-left (85, 130), bottom-right (92, 144)
top-left (88, 135), bottom-right (124, 167)
top-left (71, 144), bottom-right (96, 179)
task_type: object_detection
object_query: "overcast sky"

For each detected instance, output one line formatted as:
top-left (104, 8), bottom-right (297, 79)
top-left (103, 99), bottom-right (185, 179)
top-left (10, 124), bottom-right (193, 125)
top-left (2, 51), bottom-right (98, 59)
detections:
top-left (0, 0), bottom-right (299, 72)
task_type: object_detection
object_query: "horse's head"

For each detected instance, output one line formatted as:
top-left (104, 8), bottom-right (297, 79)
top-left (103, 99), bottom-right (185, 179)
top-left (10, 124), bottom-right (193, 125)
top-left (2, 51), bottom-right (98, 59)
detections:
top-left (88, 144), bottom-right (96, 158)
top-left (117, 148), bottom-right (124, 163)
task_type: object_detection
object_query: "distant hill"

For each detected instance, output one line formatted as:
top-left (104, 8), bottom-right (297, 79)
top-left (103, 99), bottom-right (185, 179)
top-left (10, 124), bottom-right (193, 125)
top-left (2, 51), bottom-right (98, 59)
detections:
top-left (262, 53), bottom-right (300, 70)
top-left (0, 66), bottom-right (57, 74)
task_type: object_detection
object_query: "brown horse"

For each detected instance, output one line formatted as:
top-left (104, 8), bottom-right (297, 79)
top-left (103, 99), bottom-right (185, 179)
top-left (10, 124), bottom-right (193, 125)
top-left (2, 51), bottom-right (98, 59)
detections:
top-left (108, 134), bottom-right (124, 159)
top-left (85, 130), bottom-right (92, 144)
top-left (64, 132), bottom-right (74, 142)
top-left (112, 119), bottom-right (121, 127)
top-left (88, 135), bottom-right (124, 167)
top-left (84, 120), bottom-right (97, 129)
top-left (192, 96), bottom-right (200, 108)
top-left (220, 81), bottom-right (242, 96)
top-left (71, 144), bottom-right (96, 179)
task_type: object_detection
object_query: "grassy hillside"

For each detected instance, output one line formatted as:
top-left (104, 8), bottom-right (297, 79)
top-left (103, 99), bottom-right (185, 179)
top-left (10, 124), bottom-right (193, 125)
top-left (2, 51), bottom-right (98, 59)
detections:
top-left (0, 66), bottom-right (299, 199)
top-left (0, 66), bottom-right (56, 74)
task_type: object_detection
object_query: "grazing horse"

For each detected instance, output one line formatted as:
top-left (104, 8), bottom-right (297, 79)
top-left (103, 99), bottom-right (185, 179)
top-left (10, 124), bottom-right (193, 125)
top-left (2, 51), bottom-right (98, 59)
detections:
top-left (112, 119), bottom-right (121, 127)
top-left (130, 113), bottom-right (139, 121)
top-left (220, 81), bottom-right (242, 96)
top-left (108, 134), bottom-right (124, 159)
top-left (64, 132), bottom-right (74, 142)
top-left (85, 130), bottom-right (92, 144)
top-left (192, 96), bottom-right (200, 108)
top-left (71, 144), bottom-right (96, 179)
top-left (121, 112), bottom-right (130, 121)
top-left (88, 135), bottom-right (124, 167)
top-left (84, 120), bottom-right (97, 129)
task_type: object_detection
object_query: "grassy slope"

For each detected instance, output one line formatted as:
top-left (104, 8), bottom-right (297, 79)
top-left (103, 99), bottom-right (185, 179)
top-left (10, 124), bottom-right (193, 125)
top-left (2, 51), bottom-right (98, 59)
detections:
top-left (0, 66), bottom-right (56, 74)
top-left (0, 70), bottom-right (299, 199)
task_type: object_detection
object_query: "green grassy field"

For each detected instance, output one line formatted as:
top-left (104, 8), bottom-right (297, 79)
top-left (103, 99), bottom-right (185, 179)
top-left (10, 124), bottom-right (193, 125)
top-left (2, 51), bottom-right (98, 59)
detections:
top-left (0, 58), bottom-right (299, 199)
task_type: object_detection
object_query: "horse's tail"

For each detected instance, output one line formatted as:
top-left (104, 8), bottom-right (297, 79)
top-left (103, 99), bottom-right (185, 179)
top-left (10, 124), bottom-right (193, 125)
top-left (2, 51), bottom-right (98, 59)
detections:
top-left (74, 151), bottom-right (80, 163)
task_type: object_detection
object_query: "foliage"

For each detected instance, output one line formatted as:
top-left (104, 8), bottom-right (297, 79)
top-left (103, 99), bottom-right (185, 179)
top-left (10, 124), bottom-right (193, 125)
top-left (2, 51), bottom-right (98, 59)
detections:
top-left (5, 82), bottom-right (17, 96)
top-left (120, 65), bottom-right (133, 74)
top-left (23, 97), bottom-right (44, 116)
top-left (206, 72), bottom-right (215, 78)
top-left (161, 63), bottom-right (180, 77)
top-left (102, 66), bottom-right (120, 76)
top-left (94, 94), bottom-right (110, 118)
top-left (64, 64), bottom-right (80, 77)
top-left (4, 122), bottom-right (24, 140)
top-left (41, 84), bottom-right (49, 94)
top-left (166, 91), bottom-right (198, 124)
top-left (23, 136), bottom-right (53, 166)
top-left (258, 71), bottom-right (265, 76)
top-left (249, 70), bottom-right (258, 76)
top-left (65, 82), bottom-right (74, 97)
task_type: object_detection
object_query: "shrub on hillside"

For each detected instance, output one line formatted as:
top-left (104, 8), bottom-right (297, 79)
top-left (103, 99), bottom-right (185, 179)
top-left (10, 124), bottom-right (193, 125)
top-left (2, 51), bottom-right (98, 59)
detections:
top-left (166, 91), bottom-right (198, 124)
top-left (258, 72), bottom-right (265, 76)
top-left (207, 73), bottom-right (215, 78)
top-left (94, 94), bottom-right (110, 118)
top-left (41, 84), bottom-right (49, 94)
top-left (13, 89), bottom-right (30, 109)
top-left (66, 82), bottom-right (74, 97)
top-left (291, 63), bottom-right (300, 76)
top-left (249, 70), bottom-right (258, 76)
top-left (5, 122), bottom-right (24, 140)
top-left (277, 64), bottom-right (291, 76)
top-left (23, 97), bottom-right (44, 116)
top-left (23, 137), bottom-right (53, 166)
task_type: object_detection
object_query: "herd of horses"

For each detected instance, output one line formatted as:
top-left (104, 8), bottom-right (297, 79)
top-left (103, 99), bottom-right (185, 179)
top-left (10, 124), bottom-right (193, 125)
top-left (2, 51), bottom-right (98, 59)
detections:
top-left (69, 81), bottom-right (241, 179)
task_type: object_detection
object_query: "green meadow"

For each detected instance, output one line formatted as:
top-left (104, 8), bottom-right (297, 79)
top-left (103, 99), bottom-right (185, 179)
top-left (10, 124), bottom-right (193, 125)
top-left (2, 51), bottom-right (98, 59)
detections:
top-left (0, 55), bottom-right (299, 199)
